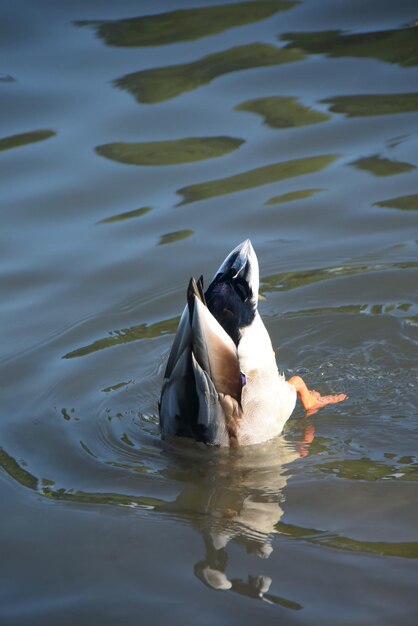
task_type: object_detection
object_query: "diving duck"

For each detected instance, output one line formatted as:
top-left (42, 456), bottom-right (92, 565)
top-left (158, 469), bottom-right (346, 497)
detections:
top-left (159, 240), bottom-right (346, 446)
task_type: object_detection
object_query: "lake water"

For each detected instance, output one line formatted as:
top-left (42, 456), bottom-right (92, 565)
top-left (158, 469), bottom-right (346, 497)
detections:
top-left (1, 0), bottom-right (417, 624)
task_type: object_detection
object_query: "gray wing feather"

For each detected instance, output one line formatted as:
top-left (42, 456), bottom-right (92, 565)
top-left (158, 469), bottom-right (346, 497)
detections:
top-left (191, 354), bottom-right (229, 446)
top-left (159, 292), bottom-right (241, 445)
top-left (159, 348), bottom-right (192, 436)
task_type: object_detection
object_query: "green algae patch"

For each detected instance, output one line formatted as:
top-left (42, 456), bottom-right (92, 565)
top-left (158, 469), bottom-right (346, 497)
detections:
top-left (349, 155), bottom-right (416, 176)
top-left (96, 136), bottom-right (243, 166)
top-left (115, 43), bottom-right (305, 104)
top-left (320, 93), bottom-right (418, 117)
top-left (236, 96), bottom-right (330, 128)
top-left (78, 1), bottom-right (297, 47)
top-left (0, 129), bottom-right (56, 152)
top-left (177, 154), bottom-right (336, 205)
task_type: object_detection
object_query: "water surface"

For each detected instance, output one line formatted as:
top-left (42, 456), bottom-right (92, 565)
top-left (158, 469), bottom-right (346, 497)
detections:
top-left (1, 1), bottom-right (417, 624)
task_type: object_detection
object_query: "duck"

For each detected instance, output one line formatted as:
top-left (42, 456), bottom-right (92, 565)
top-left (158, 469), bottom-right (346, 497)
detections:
top-left (159, 240), bottom-right (346, 446)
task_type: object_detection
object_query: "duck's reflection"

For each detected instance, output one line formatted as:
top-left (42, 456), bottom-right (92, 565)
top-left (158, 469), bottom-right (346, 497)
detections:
top-left (0, 420), bottom-right (313, 609)
top-left (161, 424), bottom-right (314, 607)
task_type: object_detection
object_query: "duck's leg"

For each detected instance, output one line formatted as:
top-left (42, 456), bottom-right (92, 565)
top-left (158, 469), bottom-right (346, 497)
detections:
top-left (288, 375), bottom-right (347, 415)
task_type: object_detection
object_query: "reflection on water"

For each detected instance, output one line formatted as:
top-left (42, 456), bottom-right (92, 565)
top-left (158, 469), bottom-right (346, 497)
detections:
top-left (0, 129), bottom-right (55, 152)
top-left (374, 194), bottom-right (418, 211)
top-left (236, 96), bottom-right (330, 128)
top-left (274, 521), bottom-right (418, 558)
top-left (62, 259), bottom-right (418, 362)
top-left (78, 0), bottom-right (296, 47)
top-left (3, 0), bottom-right (418, 620)
top-left (349, 154), bottom-right (416, 177)
top-left (0, 74), bottom-right (16, 82)
top-left (1, 421), bottom-right (417, 613)
top-left (177, 154), bottom-right (336, 205)
top-left (96, 136), bottom-right (244, 166)
top-left (115, 43), bottom-right (304, 104)
top-left (260, 261), bottom-right (418, 293)
top-left (315, 457), bottom-right (418, 482)
top-left (98, 206), bottom-right (152, 224)
top-left (63, 316), bottom-right (180, 359)
top-left (321, 93), bottom-right (418, 117)
top-left (159, 436), bottom-right (305, 603)
top-left (0, 435), bottom-right (305, 605)
top-left (102, 380), bottom-right (132, 393)
top-left (282, 303), bottom-right (417, 325)
top-left (265, 188), bottom-right (323, 205)
top-left (158, 230), bottom-right (194, 245)
top-left (281, 25), bottom-right (418, 68)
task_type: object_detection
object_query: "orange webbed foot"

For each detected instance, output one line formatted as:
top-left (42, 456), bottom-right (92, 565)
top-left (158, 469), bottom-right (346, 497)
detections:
top-left (289, 375), bottom-right (347, 416)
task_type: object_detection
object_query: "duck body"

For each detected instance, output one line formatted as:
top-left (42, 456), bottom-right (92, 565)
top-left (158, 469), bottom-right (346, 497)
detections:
top-left (159, 240), bottom-right (297, 447)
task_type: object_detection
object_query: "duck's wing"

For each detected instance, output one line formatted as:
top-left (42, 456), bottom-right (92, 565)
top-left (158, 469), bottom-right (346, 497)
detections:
top-left (190, 291), bottom-right (241, 402)
top-left (159, 278), bottom-right (242, 445)
top-left (159, 304), bottom-right (196, 438)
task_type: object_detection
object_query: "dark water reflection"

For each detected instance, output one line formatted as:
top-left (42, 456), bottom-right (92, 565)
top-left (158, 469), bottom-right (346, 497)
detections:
top-left (98, 206), bottom-right (153, 224)
top-left (177, 154), bottom-right (337, 204)
top-left (1, 0), bottom-right (418, 624)
top-left (78, 0), bottom-right (297, 47)
top-left (0, 129), bottom-right (56, 151)
top-left (281, 24), bottom-right (418, 68)
top-left (375, 193), bottom-right (418, 210)
top-left (115, 43), bottom-right (304, 104)
top-left (321, 93), bottom-right (418, 117)
top-left (349, 154), bottom-right (415, 177)
top-left (96, 136), bottom-right (244, 166)
top-left (236, 96), bottom-right (330, 128)
top-left (265, 188), bottom-right (323, 204)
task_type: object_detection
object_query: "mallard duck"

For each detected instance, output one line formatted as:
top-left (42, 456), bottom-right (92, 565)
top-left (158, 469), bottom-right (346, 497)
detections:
top-left (159, 240), bottom-right (346, 446)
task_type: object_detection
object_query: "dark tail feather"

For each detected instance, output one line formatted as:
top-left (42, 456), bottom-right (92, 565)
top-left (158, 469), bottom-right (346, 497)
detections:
top-left (197, 275), bottom-right (206, 305)
top-left (187, 276), bottom-right (207, 322)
